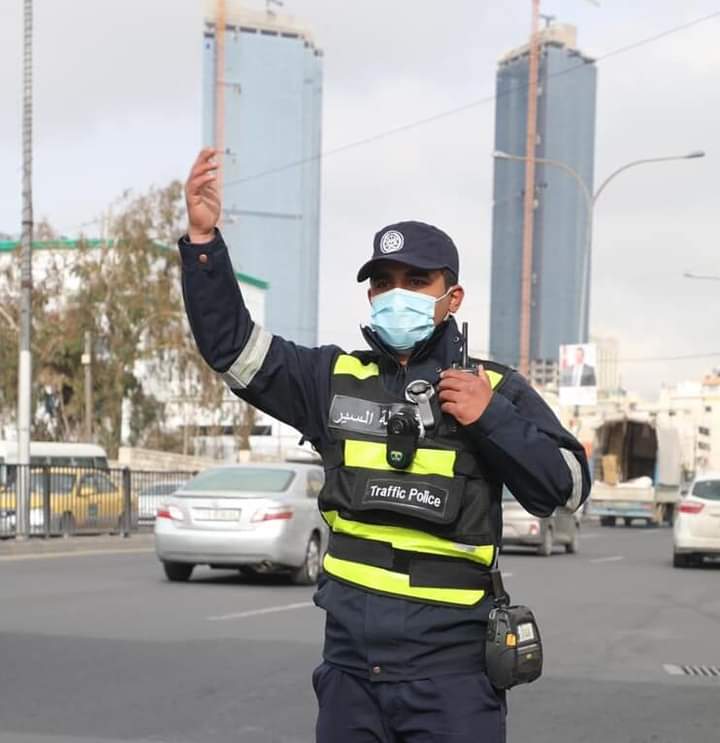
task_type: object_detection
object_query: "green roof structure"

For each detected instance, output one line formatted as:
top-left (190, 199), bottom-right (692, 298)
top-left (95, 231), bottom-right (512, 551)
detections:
top-left (0, 239), bottom-right (269, 289)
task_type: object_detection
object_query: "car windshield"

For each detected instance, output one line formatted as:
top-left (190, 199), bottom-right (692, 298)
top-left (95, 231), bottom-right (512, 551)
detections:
top-left (181, 468), bottom-right (294, 495)
top-left (692, 480), bottom-right (720, 501)
top-left (30, 472), bottom-right (76, 494)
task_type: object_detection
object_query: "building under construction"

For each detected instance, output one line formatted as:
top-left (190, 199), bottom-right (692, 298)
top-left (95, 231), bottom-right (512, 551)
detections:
top-left (489, 24), bottom-right (597, 376)
top-left (203, 1), bottom-right (323, 346)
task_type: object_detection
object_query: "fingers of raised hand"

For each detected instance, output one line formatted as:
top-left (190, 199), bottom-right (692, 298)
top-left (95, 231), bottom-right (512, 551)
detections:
top-left (188, 172), bottom-right (217, 197)
top-left (187, 149), bottom-right (219, 186)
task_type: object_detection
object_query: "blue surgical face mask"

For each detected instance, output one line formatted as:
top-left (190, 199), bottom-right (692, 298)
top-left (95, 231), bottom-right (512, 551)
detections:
top-left (369, 287), bottom-right (454, 351)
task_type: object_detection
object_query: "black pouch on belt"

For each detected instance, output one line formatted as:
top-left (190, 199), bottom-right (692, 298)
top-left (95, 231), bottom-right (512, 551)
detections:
top-left (485, 568), bottom-right (543, 690)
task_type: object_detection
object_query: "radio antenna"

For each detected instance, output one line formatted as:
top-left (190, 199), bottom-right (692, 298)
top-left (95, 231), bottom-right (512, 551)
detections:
top-left (461, 322), bottom-right (469, 369)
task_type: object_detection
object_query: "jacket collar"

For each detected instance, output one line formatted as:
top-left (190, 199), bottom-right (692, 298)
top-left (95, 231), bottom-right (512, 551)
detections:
top-left (360, 316), bottom-right (464, 373)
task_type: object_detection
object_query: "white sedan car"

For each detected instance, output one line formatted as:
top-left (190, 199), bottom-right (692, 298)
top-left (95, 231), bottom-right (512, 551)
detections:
top-left (673, 471), bottom-right (720, 567)
top-left (154, 463), bottom-right (328, 584)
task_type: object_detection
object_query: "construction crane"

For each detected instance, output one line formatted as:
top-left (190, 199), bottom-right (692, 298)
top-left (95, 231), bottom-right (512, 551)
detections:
top-left (518, 0), bottom-right (599, 378)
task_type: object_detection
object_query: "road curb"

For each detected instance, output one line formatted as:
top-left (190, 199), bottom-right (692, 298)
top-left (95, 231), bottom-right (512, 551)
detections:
top-left (0, 533), bottom-right (154, 557)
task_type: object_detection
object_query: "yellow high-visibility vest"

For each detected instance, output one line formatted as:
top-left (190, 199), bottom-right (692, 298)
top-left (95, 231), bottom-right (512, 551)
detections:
top-left (317, 353), bottom-right (509, 607)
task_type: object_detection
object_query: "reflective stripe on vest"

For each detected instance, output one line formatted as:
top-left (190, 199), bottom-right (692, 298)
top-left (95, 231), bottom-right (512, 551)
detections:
top-left (344, 440), bottom-right (456, 478)
top-left (322, 554), bottom-right (487, 607)
top-left (322, 510), bottom-right (494, 564)
top-left (333, 354), bottom-right (380, 379)
top-left (485, 369), bottom-right (503, 390)
top-left (321, 510), bottom-right (494, 606)
top-left (333, 353), bottom-right (503, 389)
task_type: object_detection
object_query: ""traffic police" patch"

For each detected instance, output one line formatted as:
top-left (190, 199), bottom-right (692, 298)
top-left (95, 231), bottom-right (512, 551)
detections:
top-left (361, 478), bottom-right (450, 519)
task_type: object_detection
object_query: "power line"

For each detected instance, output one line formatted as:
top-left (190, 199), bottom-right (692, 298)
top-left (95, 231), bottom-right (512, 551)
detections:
top-left (617, 351), bottom-right (720, 364)
top-left (223, 9), bottom-right (720, 190)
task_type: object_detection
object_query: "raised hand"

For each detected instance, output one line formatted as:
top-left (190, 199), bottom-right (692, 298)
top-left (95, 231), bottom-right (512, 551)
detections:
top-left (185, 148), bottom-right (221, 244)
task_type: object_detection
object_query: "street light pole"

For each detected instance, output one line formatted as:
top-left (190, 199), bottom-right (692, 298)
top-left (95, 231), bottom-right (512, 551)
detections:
top-left (493, 149), bottom-right (705, 345)
top-left (16, 0), bottom-right (34, 539)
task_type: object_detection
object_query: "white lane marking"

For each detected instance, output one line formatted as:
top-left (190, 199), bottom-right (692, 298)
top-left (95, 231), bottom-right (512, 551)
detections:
top-left (208, 601), bottom-right (315, 621)
top-left (0, 547), bottom-right (154, 562)
top-left (589, 555), bottom-right (625, 564)
top-left (663, 664), bottom-right (685, 676)
top-left (501, 572), bottom-right (514, 578)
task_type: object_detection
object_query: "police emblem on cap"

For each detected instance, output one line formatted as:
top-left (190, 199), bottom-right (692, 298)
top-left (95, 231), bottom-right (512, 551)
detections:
top-left (379, 230), bottom-right (404, 254)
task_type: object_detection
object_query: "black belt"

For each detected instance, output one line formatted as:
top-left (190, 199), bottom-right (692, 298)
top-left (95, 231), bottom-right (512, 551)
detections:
top-left (328, 532), bottom-right (494, 591)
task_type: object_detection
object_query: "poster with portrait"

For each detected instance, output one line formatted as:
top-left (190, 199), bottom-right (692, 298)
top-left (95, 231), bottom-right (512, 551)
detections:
top-left (559, 343), bottom-right (597, 406)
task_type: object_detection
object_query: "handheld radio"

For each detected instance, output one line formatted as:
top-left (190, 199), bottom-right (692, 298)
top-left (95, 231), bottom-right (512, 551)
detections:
top-left (453, 322), bottom-right (478, 374)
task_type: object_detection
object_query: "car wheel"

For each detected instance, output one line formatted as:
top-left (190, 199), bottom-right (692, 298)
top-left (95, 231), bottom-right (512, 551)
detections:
top-left (163, 561), bottom-right (194, 582)
top-left (537, 527), bottom-right (553, 557)
top-left (292, 533), bottom-right (322, 585)
top-left (60, 513), bottom-right (76, 537)
top-left (623, 517), bottom-right (633, 527)
top-left (600, 517), bottom-right (616, 527)
top-left (673, 552), bottom-right (691, 568)
top-left (565, 531), bottom-right (579, 554)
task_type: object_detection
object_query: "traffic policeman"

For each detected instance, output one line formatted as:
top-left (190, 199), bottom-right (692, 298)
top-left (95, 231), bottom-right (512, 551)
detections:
top-left (179, 149), bottom-right (590, 743)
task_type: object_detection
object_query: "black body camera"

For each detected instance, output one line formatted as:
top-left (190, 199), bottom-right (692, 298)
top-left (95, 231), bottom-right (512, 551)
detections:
top-left (386, 407), bottom-right (420, 469)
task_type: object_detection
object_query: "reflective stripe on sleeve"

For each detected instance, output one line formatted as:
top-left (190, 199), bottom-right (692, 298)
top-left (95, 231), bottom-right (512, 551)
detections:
top-left (344, 440), bottom-right (456, 478)
top-left (222, 324), bottom-right (273, 390)
top-left (322, 554), bottom-right (487, 606)
top-left (560, 448), bottom-right (584, 511)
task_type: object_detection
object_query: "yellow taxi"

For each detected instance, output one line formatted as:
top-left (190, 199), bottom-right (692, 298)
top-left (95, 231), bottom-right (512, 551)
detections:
top-left (0, 468), bottom-right (134, 535)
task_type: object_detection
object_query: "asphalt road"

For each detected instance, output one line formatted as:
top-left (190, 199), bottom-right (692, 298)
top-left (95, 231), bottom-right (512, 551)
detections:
top-left (1, 524), bottom-right (719, 743)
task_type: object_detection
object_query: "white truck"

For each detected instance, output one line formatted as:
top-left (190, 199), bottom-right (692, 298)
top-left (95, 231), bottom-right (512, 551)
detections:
top-left (590, 414), bottom-right (683, 527)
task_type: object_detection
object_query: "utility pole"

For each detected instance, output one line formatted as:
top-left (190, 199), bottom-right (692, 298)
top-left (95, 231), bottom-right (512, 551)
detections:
top-left (16, 0), bottom-right (34, 539)
top-left (214, 0), bottom-right (226, 229)
top-left (519, 0), bottom-right (541, 378)
top-left (82, 331), bottom-right (93, 441)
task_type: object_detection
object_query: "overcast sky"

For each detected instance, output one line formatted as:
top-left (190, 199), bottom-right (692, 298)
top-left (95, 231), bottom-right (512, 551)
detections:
top-left (1, 0), bottom-right (718, 397)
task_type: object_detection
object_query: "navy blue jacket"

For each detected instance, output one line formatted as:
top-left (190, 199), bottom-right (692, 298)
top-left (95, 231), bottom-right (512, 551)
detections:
top-left (179, 230), bottom-right (590, 681)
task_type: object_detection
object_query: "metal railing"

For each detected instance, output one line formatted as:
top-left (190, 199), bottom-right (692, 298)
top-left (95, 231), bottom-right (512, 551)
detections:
top-left (0, 465), bottom-right (196, 539)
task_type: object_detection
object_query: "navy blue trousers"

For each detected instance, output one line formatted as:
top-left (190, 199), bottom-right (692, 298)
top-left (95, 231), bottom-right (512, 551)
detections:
top-left (313, 663), bottom-right (507, 743)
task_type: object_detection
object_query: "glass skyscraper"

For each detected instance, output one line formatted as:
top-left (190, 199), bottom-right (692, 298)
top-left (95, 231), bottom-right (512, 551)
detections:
top-left (490, 24), bottom-right (597, 368)
top-left (203, 4), bottom-right (323, 346)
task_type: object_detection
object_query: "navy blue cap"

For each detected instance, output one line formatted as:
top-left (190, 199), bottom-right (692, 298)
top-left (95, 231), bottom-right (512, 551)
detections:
top-left (356, 220), bottom-right (460, 282)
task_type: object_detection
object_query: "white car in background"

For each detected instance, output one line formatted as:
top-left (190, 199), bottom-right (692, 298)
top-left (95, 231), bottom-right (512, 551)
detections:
top-left (673, 471), bottom-right (720, 567)
top-left (154, 463), bottom-right (327, 584)
top-left (501, 487), bottom-right (579, 556)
